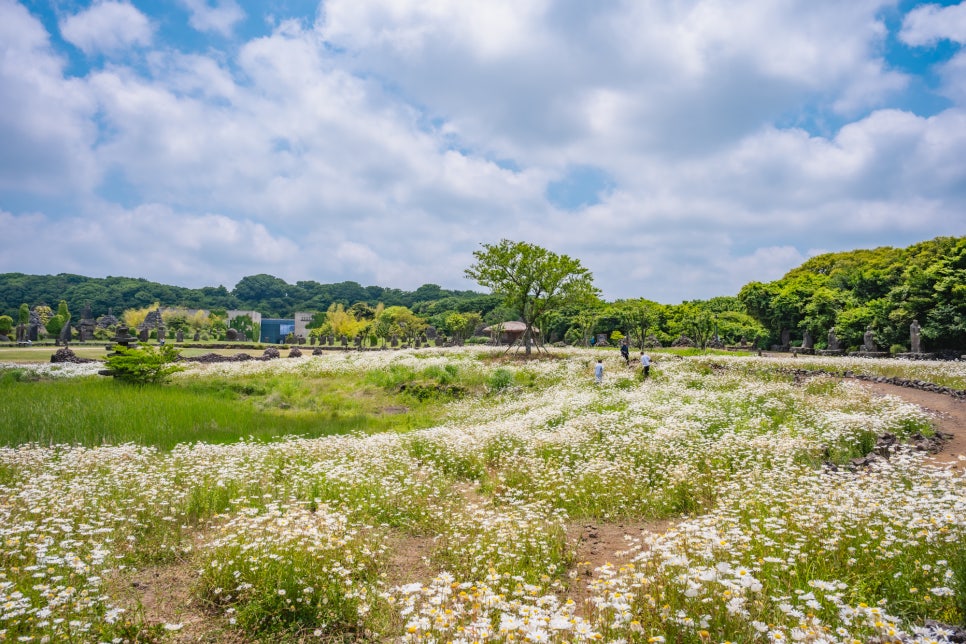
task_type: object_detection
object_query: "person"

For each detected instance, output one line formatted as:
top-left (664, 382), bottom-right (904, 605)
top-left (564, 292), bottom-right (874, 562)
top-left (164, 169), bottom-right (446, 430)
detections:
top-left (594, 358), bottom-right (604, 384)
top-left (620, 339), bottom-right (629, 365)
top-left (640, 351), bottom-right (651, 379)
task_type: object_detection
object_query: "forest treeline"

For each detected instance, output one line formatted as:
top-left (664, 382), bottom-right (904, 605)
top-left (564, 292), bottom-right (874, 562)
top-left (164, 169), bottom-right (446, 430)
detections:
top-left (1, 235), bottom-right (963, 351)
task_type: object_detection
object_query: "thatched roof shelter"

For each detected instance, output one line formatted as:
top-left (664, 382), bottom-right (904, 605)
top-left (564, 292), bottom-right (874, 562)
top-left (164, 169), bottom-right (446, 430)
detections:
top-left (482, 321), bottom-right (538, 345)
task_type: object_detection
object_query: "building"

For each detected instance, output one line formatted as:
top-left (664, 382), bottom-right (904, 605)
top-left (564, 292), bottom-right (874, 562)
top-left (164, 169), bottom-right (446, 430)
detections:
top-left (259, 312), bottom-right (313, 344)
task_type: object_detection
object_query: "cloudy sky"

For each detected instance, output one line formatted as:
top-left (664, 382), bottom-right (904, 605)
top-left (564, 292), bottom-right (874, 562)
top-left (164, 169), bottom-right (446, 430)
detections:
top-left (1, 0), bottom-right (964, 303)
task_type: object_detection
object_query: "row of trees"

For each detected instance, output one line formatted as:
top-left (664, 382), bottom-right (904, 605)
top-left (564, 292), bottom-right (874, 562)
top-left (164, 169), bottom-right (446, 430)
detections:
top-left (0, 273), bottom-right (491, 321)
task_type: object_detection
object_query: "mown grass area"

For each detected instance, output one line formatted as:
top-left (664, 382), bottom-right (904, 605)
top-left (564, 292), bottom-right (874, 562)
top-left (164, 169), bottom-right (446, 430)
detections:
top-left (0, 344), bottom-right (286, 363)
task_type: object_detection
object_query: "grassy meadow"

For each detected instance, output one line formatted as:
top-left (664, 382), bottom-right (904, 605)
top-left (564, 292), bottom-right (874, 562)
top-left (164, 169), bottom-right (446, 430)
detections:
top-left (0, 347), bottom-right (964, 642)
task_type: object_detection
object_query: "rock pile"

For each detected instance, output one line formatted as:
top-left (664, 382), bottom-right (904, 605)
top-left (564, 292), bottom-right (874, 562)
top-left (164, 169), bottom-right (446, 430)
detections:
top-left (49, 347), bottom-right (96, 364)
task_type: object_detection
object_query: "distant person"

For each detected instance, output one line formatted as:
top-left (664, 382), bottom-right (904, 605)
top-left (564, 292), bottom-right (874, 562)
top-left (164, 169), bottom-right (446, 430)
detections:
top-left (620, 339), bottom-right (629, 365)
top-left (594, 359), bottom-right (604, 384)
top-left (640, 351), bottom-right (651, 379)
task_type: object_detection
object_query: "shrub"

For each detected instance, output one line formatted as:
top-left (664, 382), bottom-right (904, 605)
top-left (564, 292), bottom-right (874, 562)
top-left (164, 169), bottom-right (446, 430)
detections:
top-left (487, 368), bottom-right (514, 391)
top-left (102, 345), bottom-right (184, 385)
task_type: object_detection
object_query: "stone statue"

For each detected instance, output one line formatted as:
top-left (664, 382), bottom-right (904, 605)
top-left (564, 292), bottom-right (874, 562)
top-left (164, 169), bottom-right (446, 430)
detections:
top-left (863, 326), bottom-right (876, 352)
top-left (802, 329), bottom-right (813, 349)
top-left (827, 327), bottom-right (839, 351)
top-left (59, 320), bottom-right (71, 346)
top-left (910, 319), bottom-right (922, 353)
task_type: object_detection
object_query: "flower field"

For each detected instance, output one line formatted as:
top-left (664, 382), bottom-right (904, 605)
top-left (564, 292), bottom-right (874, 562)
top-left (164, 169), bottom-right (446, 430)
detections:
top-left (1, 348), bottom-right (964, 642)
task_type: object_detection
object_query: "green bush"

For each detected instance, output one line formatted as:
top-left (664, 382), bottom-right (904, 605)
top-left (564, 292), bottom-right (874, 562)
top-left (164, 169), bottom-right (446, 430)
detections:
top-left (487, 368), bottom-right (514, 391)
top-left (102, 345), bottom-right (184, 385)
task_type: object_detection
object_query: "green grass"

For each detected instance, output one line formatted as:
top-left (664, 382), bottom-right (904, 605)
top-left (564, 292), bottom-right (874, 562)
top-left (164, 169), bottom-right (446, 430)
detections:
top-left (0, 371), bottom-right (445, 450)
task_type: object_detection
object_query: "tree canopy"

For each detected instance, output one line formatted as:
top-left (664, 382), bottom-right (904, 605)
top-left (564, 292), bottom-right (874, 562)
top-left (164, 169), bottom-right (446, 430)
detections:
top-left (465, 239), bottom-right (599, 354)
top-left (738, 236), bottom-right (965, 352)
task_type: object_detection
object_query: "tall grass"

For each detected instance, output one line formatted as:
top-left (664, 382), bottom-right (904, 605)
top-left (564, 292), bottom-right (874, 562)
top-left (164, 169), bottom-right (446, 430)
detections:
top-left (0, 375), bottom-right (434, 449)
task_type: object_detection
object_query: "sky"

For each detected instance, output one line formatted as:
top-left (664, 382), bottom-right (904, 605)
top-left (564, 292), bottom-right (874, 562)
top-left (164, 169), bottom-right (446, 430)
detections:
top-left (1, 0), bottom-right (965, 304)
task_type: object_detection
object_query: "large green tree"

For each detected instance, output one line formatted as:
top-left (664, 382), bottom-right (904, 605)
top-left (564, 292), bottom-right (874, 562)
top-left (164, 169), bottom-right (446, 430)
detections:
top-left (611, 298), bottom-right (663, 350)
top-left (464, 240), bottom-right (598, 355)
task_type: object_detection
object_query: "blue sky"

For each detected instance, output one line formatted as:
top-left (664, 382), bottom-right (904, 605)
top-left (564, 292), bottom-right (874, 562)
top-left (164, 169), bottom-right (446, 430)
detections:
top-left (1, 0), bottom-right (965, 303)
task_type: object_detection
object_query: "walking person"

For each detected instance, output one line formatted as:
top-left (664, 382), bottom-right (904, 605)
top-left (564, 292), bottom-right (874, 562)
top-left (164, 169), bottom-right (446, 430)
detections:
top-left (639, 351), bottom-right (651, 380)
top-left (594, 358), bottom-right (604, 384)
top-left (620, 339), bottom-right (629, 365)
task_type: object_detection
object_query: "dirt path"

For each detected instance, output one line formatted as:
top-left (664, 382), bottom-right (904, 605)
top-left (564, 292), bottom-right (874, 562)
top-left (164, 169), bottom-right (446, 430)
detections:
top-left (860, 381), bottom-right (966, 470)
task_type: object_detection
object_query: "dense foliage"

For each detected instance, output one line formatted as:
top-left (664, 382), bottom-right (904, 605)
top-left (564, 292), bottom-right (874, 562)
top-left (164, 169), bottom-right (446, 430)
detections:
top-left (739, 236), bottom-right (965, 351)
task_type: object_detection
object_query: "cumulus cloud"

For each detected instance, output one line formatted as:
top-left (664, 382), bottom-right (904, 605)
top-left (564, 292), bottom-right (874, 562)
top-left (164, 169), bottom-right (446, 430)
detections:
top-left (899, 2), bottom-right (966, 47)
top-left (59, 1), bottom-right (152, 55)
top-left (0, 0), bottom-right (98, 195)
top-left (318, 0), bottom-right (908, 164)
top-left (1, 0), bottom-right (964, 302)
top-left (0, 204), bottom-right (300, 287)
top-left (178, 0), bottom-right (245, 37)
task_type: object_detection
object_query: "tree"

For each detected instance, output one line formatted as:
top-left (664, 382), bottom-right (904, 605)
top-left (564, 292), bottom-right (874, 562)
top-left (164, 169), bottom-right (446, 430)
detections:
top-left (33, 305), bottom-right (54, 327)
top-left (611, 298), bottom-right (662, 350)
top-left (444, 311), bottom-right (481, 344)
top-left (377, 306), bottom-right (426, 343)
top-left (45, 315), bottom-right (66, 339)
top-left (0, 315), bottom-right (13, 337)
top-left (123, 302), bottom-right (159, 329)
top-left (324, 303), bottom-right (365, 339)
top-left (677, 302), bottom-right (715, 349)
top-left (572, 305), bottom-right (603, 347)
top-left (465, 240), bottom-right (598, 355)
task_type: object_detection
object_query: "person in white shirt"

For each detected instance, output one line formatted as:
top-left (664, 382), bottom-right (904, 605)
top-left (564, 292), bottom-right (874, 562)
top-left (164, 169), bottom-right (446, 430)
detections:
top-left (639, 351), bottom-right (651, 379)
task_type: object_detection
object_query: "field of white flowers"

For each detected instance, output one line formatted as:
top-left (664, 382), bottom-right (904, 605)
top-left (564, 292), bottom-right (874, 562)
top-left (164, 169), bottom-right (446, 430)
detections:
top-left (1, 348), bottom-right (964, 643)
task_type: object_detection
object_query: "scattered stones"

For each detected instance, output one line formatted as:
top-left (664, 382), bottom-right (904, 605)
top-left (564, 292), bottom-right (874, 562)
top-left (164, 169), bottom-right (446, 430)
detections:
top-left (262, 347), bottom-right (280, 360)
top-left (180, 353), bottom-right (254, 363)
top-left (288, 347), bottom-right (302, 358)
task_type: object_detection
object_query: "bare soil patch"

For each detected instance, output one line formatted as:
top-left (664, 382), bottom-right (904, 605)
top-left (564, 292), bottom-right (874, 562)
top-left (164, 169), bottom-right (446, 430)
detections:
top-left (382, 533), bottom-right (439, 588)
top-left (860, 381), bottom-right (966, 470)
top-left (108, 558), bottom-right (250, 643)
top-left (566, 519), bottom-right (673, 617)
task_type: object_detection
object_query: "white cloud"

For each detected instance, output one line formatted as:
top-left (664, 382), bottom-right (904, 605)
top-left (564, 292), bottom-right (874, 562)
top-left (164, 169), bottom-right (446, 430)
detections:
top-left (0, 0), bottom-right (98, 195)
top-left (1, 1), bottom-right (964, 303)
top-left (59, 1), bottom-right (152, 55)
top-left (178, 0), bottom-right (245, 37)
top-left (0, 204), bottom-right (300, 287)
top-left (318, 0), bottom-right (908, 164)
top-left (899, 2), bottom-right (966, 47)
